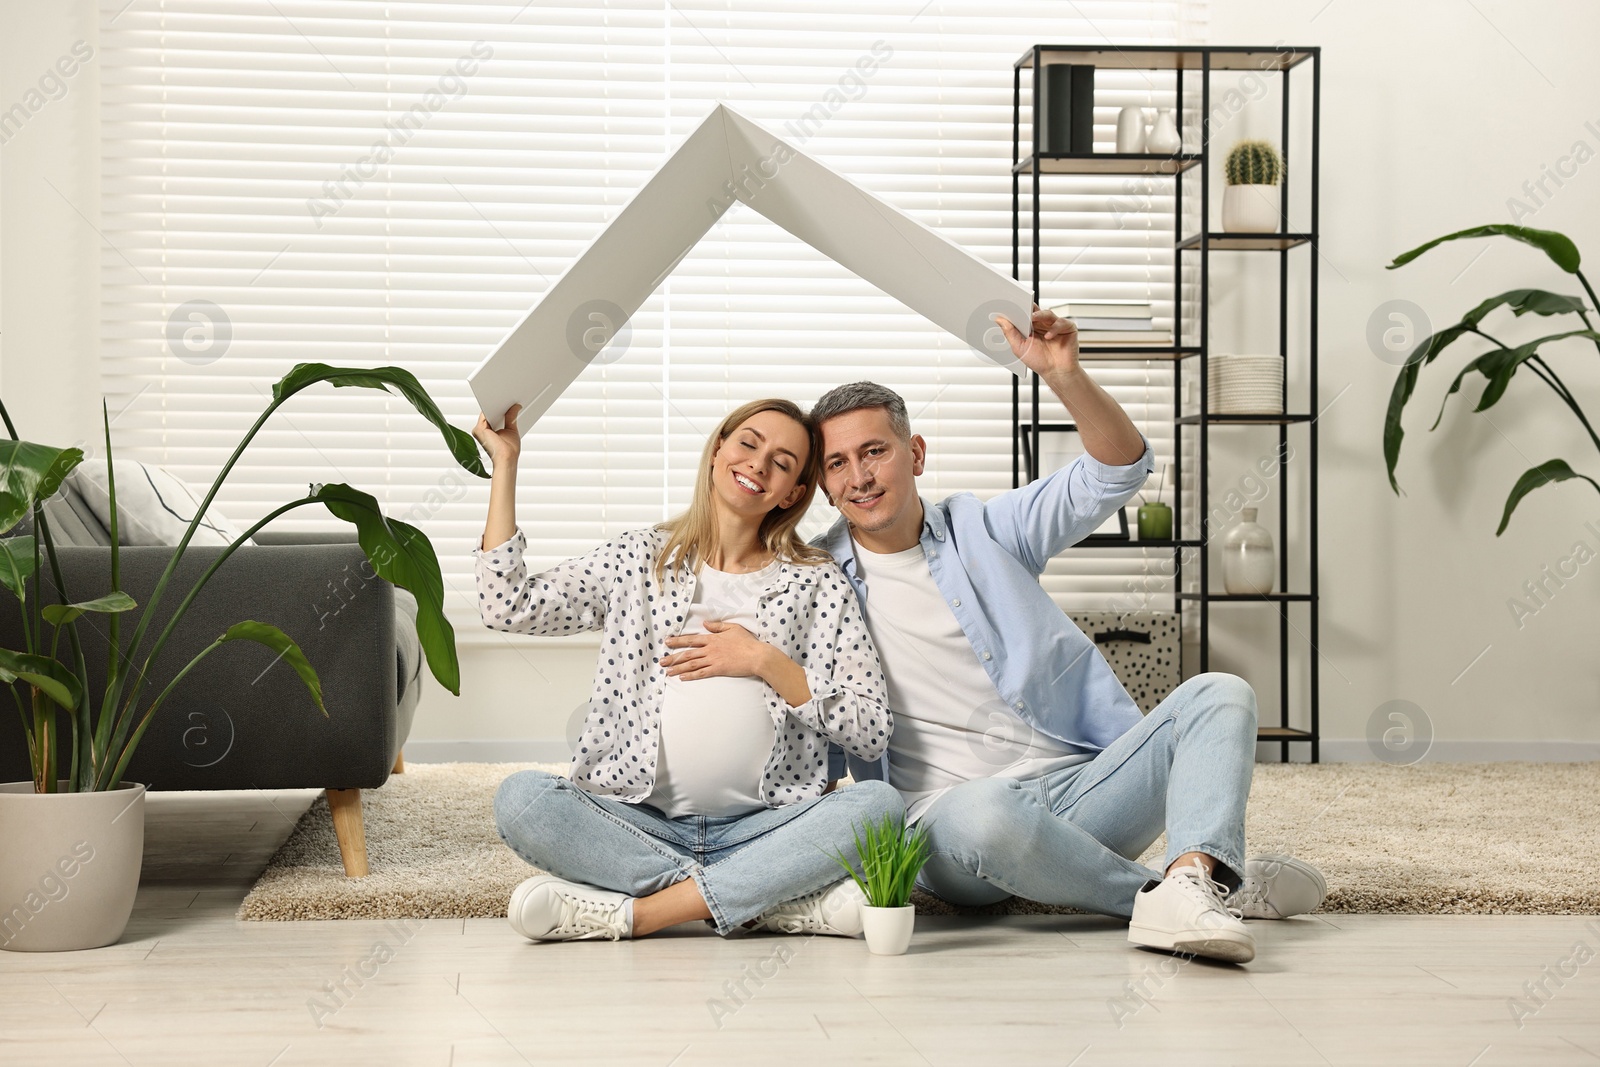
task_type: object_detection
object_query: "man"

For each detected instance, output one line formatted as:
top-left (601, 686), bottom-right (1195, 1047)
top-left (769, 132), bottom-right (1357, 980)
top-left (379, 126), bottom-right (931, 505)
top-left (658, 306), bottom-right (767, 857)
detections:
top-left (807, 305), bottom-right (1324, 964)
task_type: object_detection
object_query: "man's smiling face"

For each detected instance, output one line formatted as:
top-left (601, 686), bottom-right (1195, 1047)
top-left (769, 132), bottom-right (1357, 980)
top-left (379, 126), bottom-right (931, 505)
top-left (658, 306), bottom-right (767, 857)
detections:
top-left (817, 406), bottom-right (926, 552)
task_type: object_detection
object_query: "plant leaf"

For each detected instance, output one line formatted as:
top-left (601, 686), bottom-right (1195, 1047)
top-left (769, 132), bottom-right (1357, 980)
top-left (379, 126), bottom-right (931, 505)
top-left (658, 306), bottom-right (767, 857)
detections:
top-left (216, 621), bottom-right (325, 715)
top-left (0, 648), bottom-right (83, 710)
top-left (311, 482), bottom-right (460, 695)
top-left (0, 535), bottom-right (38, 602)
top-left (1497, 460), bottom-right (1600, 535)
top-left (1384, 325), bottom-right (1471, 492)
top-left (42, 591), bottom-right (138, 627)
top-left (1431, 330), bottom-right (1600, 431)
top-left (0, 442), bottom-right (85, 534)
top-left (1388, 224), bottom-right (1581, 274)
top-left (1460, 288), bottom-right (1589, 326)
top-left (271, 364), bottom-right (488, 479)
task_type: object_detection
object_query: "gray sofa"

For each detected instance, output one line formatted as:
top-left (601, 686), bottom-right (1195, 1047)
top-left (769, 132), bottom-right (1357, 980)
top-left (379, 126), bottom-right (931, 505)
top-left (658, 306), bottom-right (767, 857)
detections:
top-left (0, 483), bottom-right (423, 877)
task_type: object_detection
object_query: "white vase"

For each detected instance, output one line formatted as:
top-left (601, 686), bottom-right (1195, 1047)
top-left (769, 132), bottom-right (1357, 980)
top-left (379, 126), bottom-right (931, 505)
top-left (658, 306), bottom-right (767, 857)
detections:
top-left (1115, 107), bottom-right (1146, 153)
top-left (0, 781), bottom-right (146, 951)
top-left (1221, 185), bottom-right (1282, 233)
top-left (1146, 108), bottom-right (1181, 154)
top-left (1221, 508), bottom-right (1276, 595)
top-left (861, 904), bottom-right (915, 955)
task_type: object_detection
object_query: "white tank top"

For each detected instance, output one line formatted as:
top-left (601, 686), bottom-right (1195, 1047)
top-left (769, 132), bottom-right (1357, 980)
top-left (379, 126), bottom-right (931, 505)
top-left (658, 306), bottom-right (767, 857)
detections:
top-left (644, 559), bottom-right (781, 818)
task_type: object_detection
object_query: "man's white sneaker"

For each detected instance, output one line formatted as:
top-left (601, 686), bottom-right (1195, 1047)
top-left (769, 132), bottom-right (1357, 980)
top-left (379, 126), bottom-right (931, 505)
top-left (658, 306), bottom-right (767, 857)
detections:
top-left (1128, 859), bottom-right (1255, 964)
top-left (747, 878), bottom-right (867, 937)
top-left (1226, 854), bottom-right (1328, 920)
top-left (507, 874), bottom-right (633, 942)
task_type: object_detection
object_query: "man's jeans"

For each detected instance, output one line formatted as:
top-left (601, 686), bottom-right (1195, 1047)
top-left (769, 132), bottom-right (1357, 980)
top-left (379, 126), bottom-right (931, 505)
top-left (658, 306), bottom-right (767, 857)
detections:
top-left (494, 771), bottom-right (904, 935)
top-left (918, 672), bottom-right (1257, 919)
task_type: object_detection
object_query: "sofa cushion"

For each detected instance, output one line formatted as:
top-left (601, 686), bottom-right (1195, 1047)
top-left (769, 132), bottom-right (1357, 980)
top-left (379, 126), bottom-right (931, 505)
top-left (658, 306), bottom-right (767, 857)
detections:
top-left (70, 459), bottom-right (249, 547)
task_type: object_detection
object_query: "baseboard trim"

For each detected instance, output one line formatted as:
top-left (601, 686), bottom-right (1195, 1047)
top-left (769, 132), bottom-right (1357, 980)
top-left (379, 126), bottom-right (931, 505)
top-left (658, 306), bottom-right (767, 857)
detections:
top-left (406, 739), bottom-right (1600, 766)
top-left (404, 740), bottom-right (572, 764)
top-left (1262, 740), bottom-right (1600, 763)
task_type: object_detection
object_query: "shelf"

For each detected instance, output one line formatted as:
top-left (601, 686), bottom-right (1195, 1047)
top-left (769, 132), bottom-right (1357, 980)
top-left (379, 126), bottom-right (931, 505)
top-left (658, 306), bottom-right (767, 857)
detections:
top-left (1010, 41), bottom-right (1322, 763)
top-left (1078, 345), bottom-right (1201, 361)
top-left (1017, 45), bottom-right (1316, 72)
top-left (1176, 413), bottom-right (1310, 426)
top-left (1014, 153), bottom-right (1200, 176)
top-left (1179, 592), bottom-right (1316, 602)
top-left (1178, 232), bottom-right (1314, 251)
top-left (1068, 539), bottom-right (1203, 550)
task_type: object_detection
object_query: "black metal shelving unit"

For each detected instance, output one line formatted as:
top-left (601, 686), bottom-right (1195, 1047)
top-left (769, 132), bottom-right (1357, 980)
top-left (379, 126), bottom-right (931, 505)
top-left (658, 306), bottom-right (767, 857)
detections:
top-left (1010, 44), bottom-right (1321, 762)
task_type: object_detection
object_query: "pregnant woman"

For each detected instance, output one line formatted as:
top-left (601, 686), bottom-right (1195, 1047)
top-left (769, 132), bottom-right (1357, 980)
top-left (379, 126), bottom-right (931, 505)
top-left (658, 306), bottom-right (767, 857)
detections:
top-left (473, 397), bottom-right (902, 942)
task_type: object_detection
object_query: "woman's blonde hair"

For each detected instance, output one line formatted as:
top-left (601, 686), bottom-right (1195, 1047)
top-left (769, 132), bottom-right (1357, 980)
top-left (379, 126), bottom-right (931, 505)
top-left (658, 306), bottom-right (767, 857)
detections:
top-left (653, 398), bottom-right (831, 583)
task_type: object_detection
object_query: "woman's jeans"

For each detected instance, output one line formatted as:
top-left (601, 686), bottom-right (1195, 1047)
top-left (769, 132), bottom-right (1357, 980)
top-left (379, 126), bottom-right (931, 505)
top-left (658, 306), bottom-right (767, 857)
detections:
top-left (494, 771), bottom-right (904, 935)
top-left (918, 672), bottom-right (1258, 919)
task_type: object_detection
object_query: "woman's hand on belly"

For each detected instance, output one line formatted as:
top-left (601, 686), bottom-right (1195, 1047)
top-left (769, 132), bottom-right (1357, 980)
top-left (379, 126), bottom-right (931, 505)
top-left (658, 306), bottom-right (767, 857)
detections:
top-left (662, 621), bottom-right (768, 681)
top-left (663, 621), bottom-right (812, 708)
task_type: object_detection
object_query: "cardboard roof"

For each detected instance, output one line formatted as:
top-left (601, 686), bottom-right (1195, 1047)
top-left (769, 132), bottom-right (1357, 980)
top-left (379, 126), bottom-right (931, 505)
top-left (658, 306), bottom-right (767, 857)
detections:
top-left (469, 102), bottom-right (1034, 431)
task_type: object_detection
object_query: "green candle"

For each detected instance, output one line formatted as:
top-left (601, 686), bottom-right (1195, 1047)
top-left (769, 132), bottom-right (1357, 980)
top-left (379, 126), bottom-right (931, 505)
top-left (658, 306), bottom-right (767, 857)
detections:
top-left (1137, 501), bottom-right (1172, 541)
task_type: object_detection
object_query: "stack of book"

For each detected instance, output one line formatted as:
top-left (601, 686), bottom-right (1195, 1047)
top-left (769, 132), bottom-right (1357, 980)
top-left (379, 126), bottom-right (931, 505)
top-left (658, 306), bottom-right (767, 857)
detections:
top-left (1048, 300), bottom-right (1173, 346)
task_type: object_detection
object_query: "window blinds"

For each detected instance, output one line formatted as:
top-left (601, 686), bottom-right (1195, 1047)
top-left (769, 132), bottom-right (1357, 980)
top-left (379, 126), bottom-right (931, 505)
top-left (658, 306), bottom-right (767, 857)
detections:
top-left (98, 0), bottom-right (1206, 639)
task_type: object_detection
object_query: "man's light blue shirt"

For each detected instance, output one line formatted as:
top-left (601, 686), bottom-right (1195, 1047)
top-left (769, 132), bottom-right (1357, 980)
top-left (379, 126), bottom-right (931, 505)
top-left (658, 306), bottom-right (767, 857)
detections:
top-left (820, 433), bottom-right (1156, 783)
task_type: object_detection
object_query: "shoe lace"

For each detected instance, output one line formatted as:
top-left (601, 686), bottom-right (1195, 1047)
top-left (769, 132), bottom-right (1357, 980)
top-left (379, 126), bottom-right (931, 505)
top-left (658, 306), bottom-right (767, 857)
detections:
top-left (551, 891), bottom-right (629, 940)
top-left (1228, 873), bottom-right (1271, 911)
top-left (766, 888), bottom-right (828, 934)
top-left (1172, 862), bottom-right (1244, 922)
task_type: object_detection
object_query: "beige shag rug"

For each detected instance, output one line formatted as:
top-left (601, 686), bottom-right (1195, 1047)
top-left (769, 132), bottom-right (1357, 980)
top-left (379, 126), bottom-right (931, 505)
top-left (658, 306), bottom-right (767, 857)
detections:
top-left (237, 761), bottom-right (1600, 921)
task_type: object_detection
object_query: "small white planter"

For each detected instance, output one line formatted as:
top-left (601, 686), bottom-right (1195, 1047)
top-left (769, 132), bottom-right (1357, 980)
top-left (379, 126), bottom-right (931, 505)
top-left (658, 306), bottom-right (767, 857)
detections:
top-left (1221, 184), bottom-right (1282, 233)
top-left (861, 904), bottom-right (915, 955)
top-left (0, 781), bottom-right (145, 952)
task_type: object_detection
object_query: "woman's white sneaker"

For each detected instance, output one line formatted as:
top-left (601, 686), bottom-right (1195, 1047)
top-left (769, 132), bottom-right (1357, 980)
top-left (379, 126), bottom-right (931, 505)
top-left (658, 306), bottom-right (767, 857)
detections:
top-left (1226, 854), bottom-right (1328, 919)
top-left (747, 878), bottom-right (867, 937)
top-left (1128, 859), bottom-right (1255, 964)
top-left (507, 875), bottom-right (633, 941)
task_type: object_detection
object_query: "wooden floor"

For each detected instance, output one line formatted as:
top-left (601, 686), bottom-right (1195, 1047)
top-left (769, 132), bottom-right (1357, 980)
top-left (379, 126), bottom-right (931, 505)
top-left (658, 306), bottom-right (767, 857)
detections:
top-left (3, 790), bottom-right (1599, 1067)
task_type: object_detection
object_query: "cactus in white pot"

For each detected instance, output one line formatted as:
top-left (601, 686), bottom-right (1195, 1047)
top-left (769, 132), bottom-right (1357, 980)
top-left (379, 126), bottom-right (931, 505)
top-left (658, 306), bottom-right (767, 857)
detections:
top-left (1222, 140), bottom-right (1284, 233)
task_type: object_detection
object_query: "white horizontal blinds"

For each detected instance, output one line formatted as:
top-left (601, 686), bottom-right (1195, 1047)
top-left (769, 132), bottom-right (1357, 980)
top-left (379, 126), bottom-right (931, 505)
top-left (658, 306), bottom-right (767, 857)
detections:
top-left (98, 1), bottom-right (1204, 640)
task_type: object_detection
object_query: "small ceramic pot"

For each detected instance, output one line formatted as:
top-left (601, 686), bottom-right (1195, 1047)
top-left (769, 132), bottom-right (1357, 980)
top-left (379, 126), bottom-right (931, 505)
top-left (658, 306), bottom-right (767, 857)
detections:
top-left (861, 904), bottom-right (915, 955)
top-left (1221, 185), bottom-right (1282, 233)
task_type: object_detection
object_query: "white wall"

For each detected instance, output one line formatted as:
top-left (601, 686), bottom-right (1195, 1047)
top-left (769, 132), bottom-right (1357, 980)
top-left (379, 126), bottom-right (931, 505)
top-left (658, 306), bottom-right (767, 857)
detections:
top-left (1, 0), bottom-right (101, 448)
top-left (1201, 0), bottom-right (1600, 759)
top-left (5, 0), bottom-right (1596, 764)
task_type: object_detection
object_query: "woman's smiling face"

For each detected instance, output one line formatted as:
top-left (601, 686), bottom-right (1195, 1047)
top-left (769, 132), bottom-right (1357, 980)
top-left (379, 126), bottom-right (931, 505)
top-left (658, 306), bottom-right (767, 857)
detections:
top-left (709, 409), bottom-right (812, 520)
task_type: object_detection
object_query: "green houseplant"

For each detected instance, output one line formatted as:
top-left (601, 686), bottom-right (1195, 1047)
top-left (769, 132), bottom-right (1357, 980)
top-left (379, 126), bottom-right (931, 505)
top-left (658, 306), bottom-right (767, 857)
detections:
top-left (1383, 224), bottom-right (1599, 535)
top-left (832, 811), bottom-right (931, 955)
top-left (1221, 140), bottom-right (1284, 234)
top-left (0, 363), bottom-right (485, 951)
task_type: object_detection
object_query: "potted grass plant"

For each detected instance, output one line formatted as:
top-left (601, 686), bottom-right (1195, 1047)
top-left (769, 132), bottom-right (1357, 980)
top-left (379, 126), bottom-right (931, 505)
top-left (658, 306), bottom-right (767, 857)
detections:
top-left (1221, 140), bottom-right (1284, 234)
top-left (0, 363), bottom-right (484, 951)
top-left (832, 811), bottom-right (932, 955)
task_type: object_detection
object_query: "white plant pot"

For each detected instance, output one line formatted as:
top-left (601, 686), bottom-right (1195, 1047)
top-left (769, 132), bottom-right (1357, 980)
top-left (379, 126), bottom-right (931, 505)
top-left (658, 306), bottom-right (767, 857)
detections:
top-left (1221, 184), bottom-right (1282, 233)
top-left (0, 781), bottom-right (145, 952)
top-left (861, 904), bottom-right (915, 955)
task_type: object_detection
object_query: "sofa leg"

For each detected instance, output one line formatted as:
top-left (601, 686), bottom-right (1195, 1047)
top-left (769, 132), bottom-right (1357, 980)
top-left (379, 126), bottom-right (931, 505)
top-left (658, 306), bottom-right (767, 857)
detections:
top-left (327, 788), bottom-right (370, 877)
top-left (392, 751), bottom-right (405, 774)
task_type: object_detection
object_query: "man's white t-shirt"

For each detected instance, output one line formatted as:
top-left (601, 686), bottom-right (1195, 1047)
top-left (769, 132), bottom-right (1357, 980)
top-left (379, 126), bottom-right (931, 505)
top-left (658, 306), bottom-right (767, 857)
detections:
top-left (643, 560), bottom-right (780, 818)
top-left (850, 536), bottom-right (1094, 822)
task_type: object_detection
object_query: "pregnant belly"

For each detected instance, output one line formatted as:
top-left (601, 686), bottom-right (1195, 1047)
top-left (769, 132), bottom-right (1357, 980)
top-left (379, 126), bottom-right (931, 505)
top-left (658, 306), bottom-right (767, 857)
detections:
top-left (650, 675), bottom-right (777, 817)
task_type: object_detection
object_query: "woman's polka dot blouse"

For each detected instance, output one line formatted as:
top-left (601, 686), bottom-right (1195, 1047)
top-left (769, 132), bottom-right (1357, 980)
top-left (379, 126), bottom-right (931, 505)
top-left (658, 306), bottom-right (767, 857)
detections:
top-left (472, 525), bottom-right (891, 807)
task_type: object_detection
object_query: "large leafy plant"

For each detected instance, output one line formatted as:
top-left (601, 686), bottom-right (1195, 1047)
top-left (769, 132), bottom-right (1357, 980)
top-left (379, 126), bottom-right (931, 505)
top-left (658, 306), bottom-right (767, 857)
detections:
top-left (1, 364), bottom-right (486, 794)
top-left (1385, 224), bottom-right (1599, 534)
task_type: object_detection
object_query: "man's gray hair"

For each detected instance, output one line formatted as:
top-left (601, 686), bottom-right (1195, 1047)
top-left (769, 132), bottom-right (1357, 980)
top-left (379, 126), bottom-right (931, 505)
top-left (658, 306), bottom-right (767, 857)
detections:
top-left (809, 381), bottom-right (912, 441)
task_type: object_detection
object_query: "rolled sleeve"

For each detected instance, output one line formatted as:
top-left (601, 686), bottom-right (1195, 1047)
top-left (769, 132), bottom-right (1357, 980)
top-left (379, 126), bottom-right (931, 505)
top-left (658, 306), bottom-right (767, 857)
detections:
top-left (982, 431), bottom-right (1155, 573)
